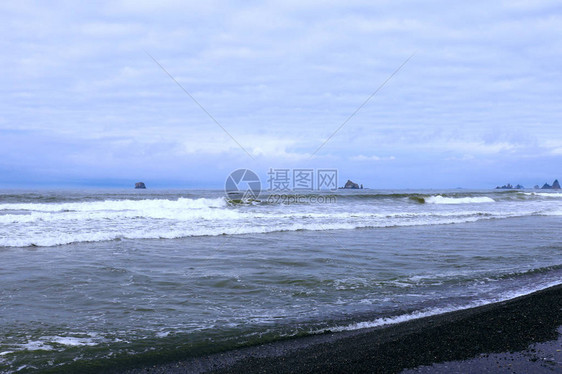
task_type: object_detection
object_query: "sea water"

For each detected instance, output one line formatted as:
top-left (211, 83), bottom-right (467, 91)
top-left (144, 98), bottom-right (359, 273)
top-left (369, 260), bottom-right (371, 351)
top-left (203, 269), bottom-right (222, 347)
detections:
top-left (0, 189), bottom-right (561, 372)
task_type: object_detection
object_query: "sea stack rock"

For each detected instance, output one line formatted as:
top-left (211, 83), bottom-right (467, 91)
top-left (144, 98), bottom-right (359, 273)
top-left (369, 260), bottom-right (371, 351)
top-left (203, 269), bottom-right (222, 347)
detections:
top-left (135, 182), bottom-right (146, 189)
top-left (553, 179), bottom-right (561, 190)
top-left (496, 183), bottom-right (514, 189)
top-left (541, 183), bottom-right (552, 189)
top-left (343, 180), bottom-right (360, 189)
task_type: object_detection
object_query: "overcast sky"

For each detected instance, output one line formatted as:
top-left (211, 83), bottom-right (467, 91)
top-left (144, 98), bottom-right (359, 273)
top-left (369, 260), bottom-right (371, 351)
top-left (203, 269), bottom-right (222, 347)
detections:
top-left (1, 0), bottom-right (561, 188)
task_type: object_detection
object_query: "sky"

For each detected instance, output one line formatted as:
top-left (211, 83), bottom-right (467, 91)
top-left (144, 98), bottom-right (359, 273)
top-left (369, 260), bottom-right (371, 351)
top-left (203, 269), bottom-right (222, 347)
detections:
top-left (1, 0), bottom-right (561, 189)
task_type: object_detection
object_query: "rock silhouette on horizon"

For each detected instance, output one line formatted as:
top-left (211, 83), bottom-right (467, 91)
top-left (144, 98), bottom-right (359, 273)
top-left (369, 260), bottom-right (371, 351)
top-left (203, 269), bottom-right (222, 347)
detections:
top-left (540, 179), bottom-right (560, 190)
top-left (498, 179), bottom-right (559, 190)
top-left (342, 180), bottom-right (360, 189)
top-left (135, 182), bottom-right (146, 189)
top-left (495, 183), bottom-right (524, 189)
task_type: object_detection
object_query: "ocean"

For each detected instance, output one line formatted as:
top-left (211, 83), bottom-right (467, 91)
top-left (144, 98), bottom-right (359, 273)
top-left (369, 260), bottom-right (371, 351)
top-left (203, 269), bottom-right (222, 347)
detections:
top-left (0, 189), bottom-right (561, 373)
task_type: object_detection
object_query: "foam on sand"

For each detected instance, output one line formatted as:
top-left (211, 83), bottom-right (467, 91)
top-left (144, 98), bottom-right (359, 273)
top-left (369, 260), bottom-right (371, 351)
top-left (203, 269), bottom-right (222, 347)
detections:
top-left (324, 279), bottom-right (562, 333)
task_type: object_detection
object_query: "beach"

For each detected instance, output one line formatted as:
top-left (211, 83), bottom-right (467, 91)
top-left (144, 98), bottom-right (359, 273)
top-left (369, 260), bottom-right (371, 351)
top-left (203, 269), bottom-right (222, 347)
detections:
top-left (119, 284), bottom-right (562, 374)
top-left (4, 1), bottom-right (562, 372)
top-left (1, 189), bottom-right (561, 373)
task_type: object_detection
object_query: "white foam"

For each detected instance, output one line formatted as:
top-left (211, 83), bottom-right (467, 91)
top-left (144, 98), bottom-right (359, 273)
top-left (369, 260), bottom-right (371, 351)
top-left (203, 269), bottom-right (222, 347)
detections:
top-left (18, 335), bottom-right (99, 352)
top-left (425, 195), bottom-right (495, 204)
top-left (0, 209), bottom-right (498, 225)
top-left (523, 192), bottom-right (562, 197)
top-left (0, 205), bottom-right (241, 224)
top-left (0, 207), bottom-right (551, 247)
top-left (18, 340), bottom-right (53, 351)
top-left (546, 210), bottom-right (562, 216)
top-left (1, 193), bottom-right (560, 247)
top-left (0, 197), bottom-right (227, 212)
top-left (47, 336), bottom-right (97, 346)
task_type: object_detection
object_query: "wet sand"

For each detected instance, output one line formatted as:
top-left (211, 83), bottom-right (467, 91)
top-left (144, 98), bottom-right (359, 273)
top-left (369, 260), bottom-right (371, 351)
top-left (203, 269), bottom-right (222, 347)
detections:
top-left (123, 284), bottom-right (562, 374)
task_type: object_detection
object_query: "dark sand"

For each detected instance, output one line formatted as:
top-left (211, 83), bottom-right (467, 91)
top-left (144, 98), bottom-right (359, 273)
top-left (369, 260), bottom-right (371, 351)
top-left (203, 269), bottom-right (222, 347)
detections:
top-left (122, 285), bottom-right (562, 374)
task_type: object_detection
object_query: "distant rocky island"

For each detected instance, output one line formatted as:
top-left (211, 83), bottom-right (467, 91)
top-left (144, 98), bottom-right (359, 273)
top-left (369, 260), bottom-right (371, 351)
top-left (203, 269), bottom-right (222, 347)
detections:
top-left (340, 180), bottom-right (363, 189)
top-left (540, 179), bottom-right (560, 190)
top-left (135, 182), bottom-right (146, 189)
top-left (496, 179), bottom-right (560, 190)
top-left (496, 183), bottom-right (524, 190)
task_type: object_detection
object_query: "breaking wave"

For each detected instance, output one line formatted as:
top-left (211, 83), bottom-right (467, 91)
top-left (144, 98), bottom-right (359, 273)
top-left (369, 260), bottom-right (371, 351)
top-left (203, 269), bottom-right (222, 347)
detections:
top-left (424, 196), bottom-right (495, 204)
top-left (0, 197), bottom-right (227, 212)
top-left (0, 191), bottom-right (560, 247)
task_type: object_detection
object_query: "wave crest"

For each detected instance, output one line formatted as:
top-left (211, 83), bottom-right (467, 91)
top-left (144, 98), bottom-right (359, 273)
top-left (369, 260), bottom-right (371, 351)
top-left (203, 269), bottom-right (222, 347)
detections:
top-left (424, 195), bottom-right (495, 204)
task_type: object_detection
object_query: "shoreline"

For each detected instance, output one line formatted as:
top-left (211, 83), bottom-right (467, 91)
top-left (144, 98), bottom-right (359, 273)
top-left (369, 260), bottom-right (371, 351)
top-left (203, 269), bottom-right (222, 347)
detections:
top-left (116, 284), bottom-right (562, 374)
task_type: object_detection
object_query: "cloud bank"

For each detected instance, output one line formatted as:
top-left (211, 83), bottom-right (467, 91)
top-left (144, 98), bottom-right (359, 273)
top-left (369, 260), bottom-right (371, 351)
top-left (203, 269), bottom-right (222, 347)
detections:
top-left (1, 0), bottom-right (561, 188)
